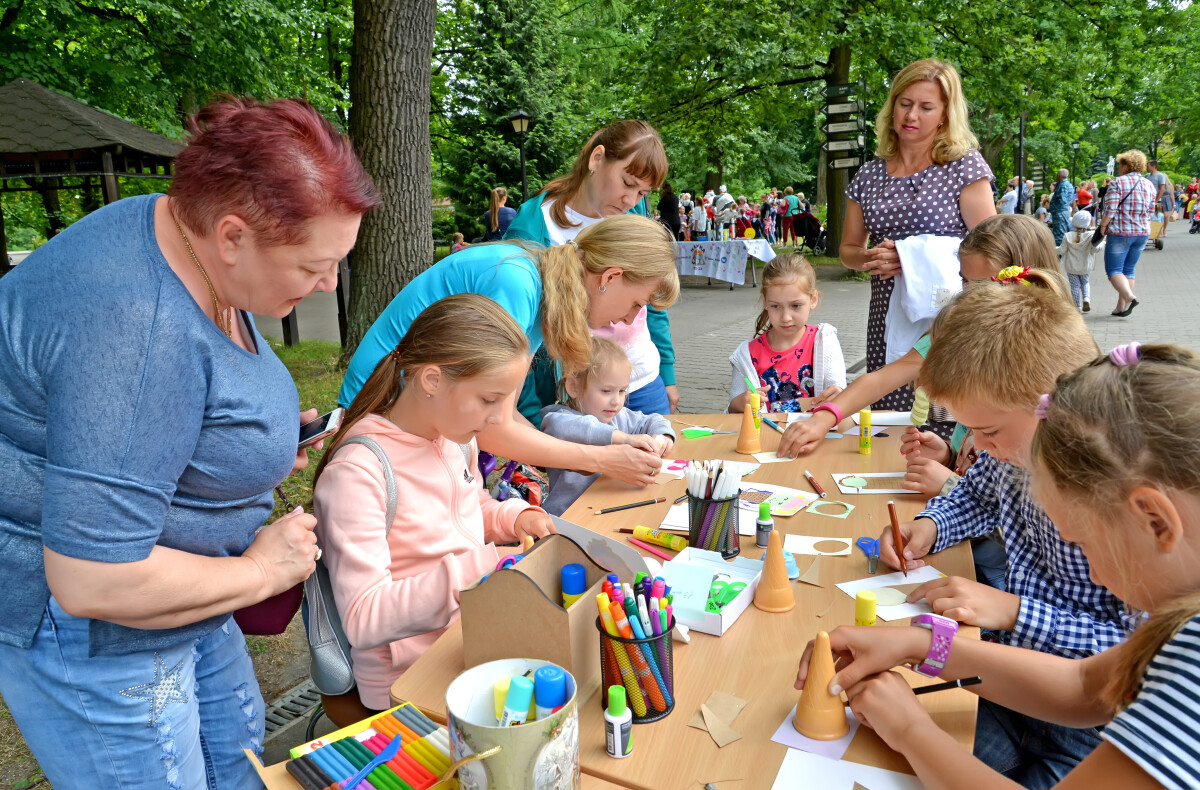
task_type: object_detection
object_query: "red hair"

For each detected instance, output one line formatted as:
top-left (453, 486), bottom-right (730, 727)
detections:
top-left (169, 96), bottom-right (381, 247)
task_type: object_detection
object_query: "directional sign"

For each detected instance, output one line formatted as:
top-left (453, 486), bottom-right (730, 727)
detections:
top-left (822, 118), bottom-right (866, 135)
top-left (824, 99), bottom-right (865, 116)
top-left (821, 136), bottom-right (865, 153)
top-left (820, 83), bottom-right (859, 99)
top-left (829, 156), bottom-right (862, 170)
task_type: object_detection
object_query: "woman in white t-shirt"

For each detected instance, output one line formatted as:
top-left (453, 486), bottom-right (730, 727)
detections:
top-left (505, 120), bottom-right (679, 419)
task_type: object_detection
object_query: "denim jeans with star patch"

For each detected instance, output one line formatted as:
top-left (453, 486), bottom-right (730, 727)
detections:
top-left (0, 597), bottom-right (265, 790)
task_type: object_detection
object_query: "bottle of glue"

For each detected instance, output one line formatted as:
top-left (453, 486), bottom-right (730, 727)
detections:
top-left (755, 501), bottom-right (773, 549)
top-left (604, 685), bottom-right (633, 758)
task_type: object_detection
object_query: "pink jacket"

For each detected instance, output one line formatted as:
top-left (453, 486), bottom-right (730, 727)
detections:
top-left (313, 414), bottom-right (539, 709)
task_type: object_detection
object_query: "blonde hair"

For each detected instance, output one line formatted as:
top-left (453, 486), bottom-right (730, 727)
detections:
top-left (959, 214), bottom-right (1066, 286)
top-left (314, 294), bottom-right (529, 482)
top-left (1031, 345), bottom-right (1200, 713)
top-left (542, 121), bottom-right (667, 229)
top-left (919, 282), bottom-right (1098, 411)
top-left (1040, 194), bottom-right (1051, 207)
top-left (488, 187), bottom-right (507, 233)
top-left (534, 213), bottom-right (679, 375)
top-left (755, 254), bottom-right (818, 336)
top-left (1117, 149), bottom-right (1148, 174)
top-left (562, 336), bottom-right (630, 412)
top-left (875, 59), bottom-right (978, 165)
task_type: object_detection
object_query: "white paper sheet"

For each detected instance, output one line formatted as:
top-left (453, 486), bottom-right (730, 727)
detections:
top-left (852, 411), bottom-right (913, 426)
top-left (834, 566), bottom-right (944, 620)
top-left (770, 705), bottom-right (860, 759)
top-left (785, 534), bottom-right (852, 556)
top-left (842, 424), bottom-right (891, 437)
top-left (832, 473), bottom-right (910, 495)
top-left (770, 749), bottom-right (925, 790)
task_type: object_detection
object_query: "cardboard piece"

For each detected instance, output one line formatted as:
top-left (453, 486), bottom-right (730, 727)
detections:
top-left (798, 555), bottom-right (824, 587)
top-left (459, 534), bottom-right (607, 709)
top-left (805, 499), bottom-right (856, 519)
top-left (687, 691), bottom-right (748, 731)
top-left (832, 473), bottom-right (909, 495)
top-left (736, 403), bottom-right (761, 454)
top-left (660, 548), bottom-right (763, 635)
top-left (700, 703), bottom-right (743, 747)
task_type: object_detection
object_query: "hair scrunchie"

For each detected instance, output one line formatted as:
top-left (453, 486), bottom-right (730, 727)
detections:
top-left (1035, 393), bottom-right (1051, 421)
top-left (1108, 342), bottom-right (1140, 367)
top-left (992, 265), bottom-right (1032, 285)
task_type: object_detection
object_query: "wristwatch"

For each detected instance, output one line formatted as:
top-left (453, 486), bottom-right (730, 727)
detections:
top-left (911, 613), bottom-right (958, 677)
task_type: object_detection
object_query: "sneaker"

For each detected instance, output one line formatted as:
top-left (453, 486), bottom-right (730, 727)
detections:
top-left (1082, 299), bottom-right (1091, 313)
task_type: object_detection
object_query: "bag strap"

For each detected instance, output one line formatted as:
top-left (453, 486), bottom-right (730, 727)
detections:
top-left (334, 435), bottom-right (397, 535)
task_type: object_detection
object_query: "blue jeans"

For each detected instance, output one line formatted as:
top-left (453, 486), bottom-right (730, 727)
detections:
top-left (974, 698), bottom-right (1102, 789)
top-left (1103, 234), bottom-right (1148, 279)
top-left (626, 375), bottom-right (671, 416)
top-left (0, 598), bottom-right (265, 790)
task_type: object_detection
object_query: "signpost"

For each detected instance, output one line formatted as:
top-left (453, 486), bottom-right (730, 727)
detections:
top-left (822, 118), bottom-right (866, 135)
top-left (821, 136), bottom-right (865, 154)
top-left (829, 157), bottom-right (861, 170)
top-left (824, 99), bottom-right (865, 116)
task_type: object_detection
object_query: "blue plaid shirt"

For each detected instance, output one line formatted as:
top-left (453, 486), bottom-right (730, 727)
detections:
top-left (920, 453), bottom-right (1138, 658)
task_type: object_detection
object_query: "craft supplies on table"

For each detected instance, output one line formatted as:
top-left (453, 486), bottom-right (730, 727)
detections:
top-left (659, 547), bottom-right (762, 636)
top-left (835, 566), bottom-right (945, 620)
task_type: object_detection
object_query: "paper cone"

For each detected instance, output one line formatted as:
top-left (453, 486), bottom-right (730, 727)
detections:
top-left (735, 403), bottom-right (761, 454)
top-left (753, 530), bottom-right (794, 612)
top-left (793, 630), bottom-right (849, 740)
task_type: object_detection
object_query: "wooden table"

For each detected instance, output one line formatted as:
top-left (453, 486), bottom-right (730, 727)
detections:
top-left (392, 414), bottom-right (978, 790)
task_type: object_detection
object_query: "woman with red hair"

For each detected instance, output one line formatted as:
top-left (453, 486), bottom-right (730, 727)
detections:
top-left (0, 96), bottom-right (379, 789)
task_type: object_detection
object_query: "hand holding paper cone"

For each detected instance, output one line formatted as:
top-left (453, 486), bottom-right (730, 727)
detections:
top-left (793, 630), bottom-right (849, 740)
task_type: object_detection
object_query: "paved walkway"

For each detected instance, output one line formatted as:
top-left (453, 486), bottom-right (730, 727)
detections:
top-left (256, 230), bottom-right (1199, 414)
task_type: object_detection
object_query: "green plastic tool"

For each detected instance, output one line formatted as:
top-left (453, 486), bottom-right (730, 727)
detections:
top-left (681, 427), bottom-right (737, 439)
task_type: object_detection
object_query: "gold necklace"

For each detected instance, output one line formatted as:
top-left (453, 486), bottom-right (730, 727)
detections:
top-left (171, 207), bottom-right (233, 338)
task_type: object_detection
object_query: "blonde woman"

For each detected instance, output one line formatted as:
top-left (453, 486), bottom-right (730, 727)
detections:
top-left (840, 58), bottom-right (995, 431)
top-left (339, 213), bottom-right (680, 487)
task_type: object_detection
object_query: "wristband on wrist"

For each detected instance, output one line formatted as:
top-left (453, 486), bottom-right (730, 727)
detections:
top-left (912, 614), bottom-right (958, 677)
top-left (810, 403), bottom-right (843, 425)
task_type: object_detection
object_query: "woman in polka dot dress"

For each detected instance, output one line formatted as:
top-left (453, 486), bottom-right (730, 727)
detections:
top-left (841, 59), bottom-right (995, 425)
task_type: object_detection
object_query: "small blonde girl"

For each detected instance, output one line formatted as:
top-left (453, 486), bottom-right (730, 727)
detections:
top-left (1059, 210), bottom-right (1103, 312)
top-left (728, 254), bottom-right (846, 415)
top-left (450, 232), bottom-right (466, 252)
top-left (540, 337), bottom-right (675, 516)
top-left (796, 343), bottom-right (1200, 789)
top-left (314, 294), bottom-right (555, 710)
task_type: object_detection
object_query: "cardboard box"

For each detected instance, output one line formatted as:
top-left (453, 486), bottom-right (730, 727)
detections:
top-left (458, 533), bottom-right (608, 708)
top-left (244, 702), bottom-right (456, 789)
top-left (659, 547), bottom-right (763, 636)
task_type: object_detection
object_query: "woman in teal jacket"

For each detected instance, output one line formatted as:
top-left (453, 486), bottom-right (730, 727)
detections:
top-left (505, 120), bottom-right (678, 423)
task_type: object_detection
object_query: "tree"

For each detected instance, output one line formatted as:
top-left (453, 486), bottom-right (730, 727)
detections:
top-left (343, 0), bottom-right (436, 361)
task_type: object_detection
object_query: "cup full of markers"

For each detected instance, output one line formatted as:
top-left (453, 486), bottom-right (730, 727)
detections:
top-left (684, 460), bottom-right (743, 559)
top-left (594, 572), bottom-right (675, 724)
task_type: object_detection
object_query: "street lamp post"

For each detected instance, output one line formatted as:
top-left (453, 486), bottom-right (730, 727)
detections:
top-left (1071, 140), bottom-right (1080, 184)
top-left (508, 110), bottom-right (531, 202)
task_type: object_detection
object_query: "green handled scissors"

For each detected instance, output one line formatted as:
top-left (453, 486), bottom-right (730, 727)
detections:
top-left (706, 578), bottom-right (747, 613)
top-left (682, 427), bottom-right (738, 439)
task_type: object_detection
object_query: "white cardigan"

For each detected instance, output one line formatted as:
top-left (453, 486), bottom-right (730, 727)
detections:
top-left (728, 323), bottom-right (847, 406)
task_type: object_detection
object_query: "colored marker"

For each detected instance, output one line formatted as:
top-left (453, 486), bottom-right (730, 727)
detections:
top-left (761, 414), bottom-right (785, 434)
top-left (629, 536), bottom-right (673, 561)
top-left (804, 469), bottom-right (828, 498)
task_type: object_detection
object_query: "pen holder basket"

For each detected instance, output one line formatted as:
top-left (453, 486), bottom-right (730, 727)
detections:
top-left (595, 616), bottom-right (675, 724)
top-left (686, 493), bottom-right (740, 559)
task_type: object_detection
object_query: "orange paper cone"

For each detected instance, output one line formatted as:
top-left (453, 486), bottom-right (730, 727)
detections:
top-left (753, 529), bottom-right (794, 612)
top-left (735, 403), bottom-right (761, 454)
top-left (793, 630), bottom-right (849, 740)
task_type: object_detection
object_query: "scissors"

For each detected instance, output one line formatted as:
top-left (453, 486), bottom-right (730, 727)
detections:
top-left (681, 427), bottom-right (738, 439)
top-left (706, 578), bottom-right (746, 613)
top-left (856, 537), bottom-right (880, 574)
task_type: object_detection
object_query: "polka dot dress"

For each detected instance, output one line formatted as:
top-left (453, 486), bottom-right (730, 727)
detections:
top-left (847, 151), bottom-right (994, 435)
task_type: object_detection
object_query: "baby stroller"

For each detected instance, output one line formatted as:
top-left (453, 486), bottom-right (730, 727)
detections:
top-left (1191, 210), bottom-right (1200, 234)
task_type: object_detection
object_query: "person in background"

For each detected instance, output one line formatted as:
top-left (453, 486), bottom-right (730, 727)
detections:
top-left (997, 181), bottom-right (1017, 214)
top-left (678, 205), bottom-right (690, 240)
top-left (1059, 210), bottom-right (1102, 313)
top-left (1049, 168), bottom-right (1074, 244)
top-left (1146, 160), bottom-right (1173, 236)
top-left (657, 182), bottom-right (681, 241)
top-left (1035, 193), bottom-right (1050, 223)
top-left (483, 186), bottom-right (516, 241)
top-left (1075, 180), bottom-right (1093, 213)
top-left (451, 232), bottom-right (466, 253)
top-left (1101, 149), bottom-right (1156, 317)
top-left (691, 196), bottom-right (710, 240)
top-left (780, 186), bottom-right (800, 246)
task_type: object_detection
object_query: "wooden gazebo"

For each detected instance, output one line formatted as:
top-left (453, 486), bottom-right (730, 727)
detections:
top-left (0, 78), bottom-right (183, 268)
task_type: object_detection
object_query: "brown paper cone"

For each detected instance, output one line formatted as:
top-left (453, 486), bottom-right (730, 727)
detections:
top-left (793, 630), bottom-right (849, 740)
top-left (735, 403), bottom-right (761, 454)
top-left (753, 530), bottom-right (794, 612)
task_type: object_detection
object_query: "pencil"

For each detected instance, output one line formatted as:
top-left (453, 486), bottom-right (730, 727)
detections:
top-left (914, 676), bottom-right (982, 695)
top-left (803, 469), bottom-right (827, 498)
top-left (618, 526), bottom-right (687, 534)
top-left (596, 497), bottom-right (667, 515)
top-left (887, 500), bottom-right (906, 578)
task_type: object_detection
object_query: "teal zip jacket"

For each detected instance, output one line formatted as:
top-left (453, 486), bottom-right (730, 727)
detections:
top-left (504, 194), bottom-right (677, 426)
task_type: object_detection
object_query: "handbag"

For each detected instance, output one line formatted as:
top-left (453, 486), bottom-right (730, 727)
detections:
top-left (233, 582), bottom-right (304, 636)
top-left (1092, 181), bottom-right (1134, 247)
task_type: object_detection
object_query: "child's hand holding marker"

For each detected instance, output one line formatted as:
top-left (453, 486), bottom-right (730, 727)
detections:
top-left (878, 517), bottom-right (936, 572)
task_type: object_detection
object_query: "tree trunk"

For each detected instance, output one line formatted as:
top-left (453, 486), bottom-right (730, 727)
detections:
top-left (344, 0), bottom-right (436, 361)
top-left (823, 43), bottom-right (852, 255)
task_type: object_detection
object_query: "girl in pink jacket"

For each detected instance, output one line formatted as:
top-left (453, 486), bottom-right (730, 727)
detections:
top-left (313, 294), bottom-right (555, 710)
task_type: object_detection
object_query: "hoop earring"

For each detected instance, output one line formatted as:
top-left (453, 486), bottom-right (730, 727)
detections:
top-left (598, 285), bottom-right (607, 293)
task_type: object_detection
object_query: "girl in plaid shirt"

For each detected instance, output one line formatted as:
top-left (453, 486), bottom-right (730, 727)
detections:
top-left (795, 342), bottom-right (1200, 790)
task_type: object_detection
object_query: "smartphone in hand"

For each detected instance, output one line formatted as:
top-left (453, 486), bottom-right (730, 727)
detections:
top-left (299, 408), bottom-right (345, 450)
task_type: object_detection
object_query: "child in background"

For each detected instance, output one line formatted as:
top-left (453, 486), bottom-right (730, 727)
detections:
top-left (450, 232), bottom-right (466, 253)
top-left (1059, 210), bottom-right (1103, 313)
top-left (728, 254), bottom-right (846, 414)
top-left (313, 294), bottom-right (555, 710)
top-left (877, 284), bottom-right (1139, 786)
top-left (796, 342), bottom-right (1200, 790)
top-left (540, 338), bottom-right (675, 516)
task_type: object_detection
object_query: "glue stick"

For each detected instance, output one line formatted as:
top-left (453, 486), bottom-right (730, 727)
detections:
top-left (561, 563), bottom-right (586, 609)
top-left (859, 408), bottom-right (872, 455)
top-left (500, 675), bottom-right (534, 727)
top-left (632, 526), bottom-right (687, 552)
top-left (855, 590), bottom-right (877, 626)
top-left (749, 391), bottom-right (762, 431)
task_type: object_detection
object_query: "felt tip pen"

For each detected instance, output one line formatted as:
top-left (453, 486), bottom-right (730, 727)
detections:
top-left (761, 415), bottom-right (786, 435)
top-left (596, 497), bottom-right (667, 515)
top-left (913, 676), bottom-right (982, 695)
top-left (628, 536), bottom-right (673, 561)
top-left (803, 469), bottom-right (828, 498)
